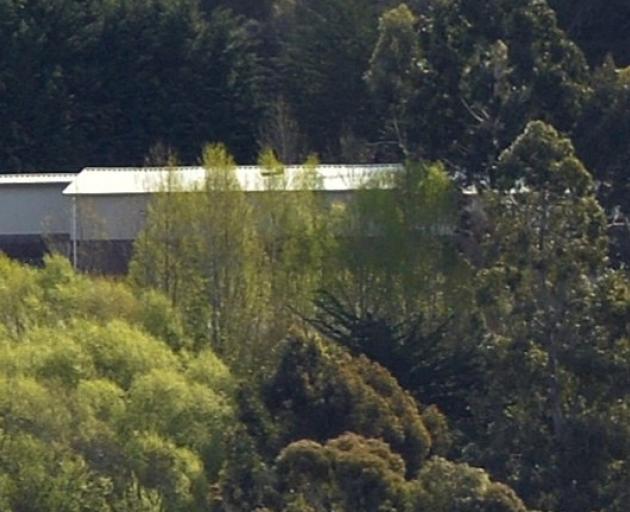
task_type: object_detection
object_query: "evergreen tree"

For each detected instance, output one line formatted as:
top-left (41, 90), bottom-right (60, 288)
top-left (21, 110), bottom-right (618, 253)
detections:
top-left (0, 0), bottom-right (266, 170)
top-left (274, 0), bottom-right (381, 160)
top-left (367, 0), bottom-right (591, 183)
top-left (548, 0), bottom-right (630, 66)
top-left (575, 58), bottom-right (630, 218)
top-left (468, 121), bottom-right (627, 511)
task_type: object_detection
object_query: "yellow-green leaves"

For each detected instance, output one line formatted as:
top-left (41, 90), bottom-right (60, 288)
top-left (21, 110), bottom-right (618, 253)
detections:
top-left (0, 257), bottom-right (236, 511)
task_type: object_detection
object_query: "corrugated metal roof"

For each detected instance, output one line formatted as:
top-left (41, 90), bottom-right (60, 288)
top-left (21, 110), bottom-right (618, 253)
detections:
top-left (0, 173), bottom-right (77, 185)
top-left (63, 164), bottom-right (403, 195)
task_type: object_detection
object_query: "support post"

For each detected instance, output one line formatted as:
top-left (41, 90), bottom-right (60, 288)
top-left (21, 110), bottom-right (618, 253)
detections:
top-left (72, 196), bottom-right (78, 269)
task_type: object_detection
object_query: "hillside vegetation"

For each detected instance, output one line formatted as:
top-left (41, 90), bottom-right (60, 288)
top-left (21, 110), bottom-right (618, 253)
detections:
top-left (1, 135), bottom-right (627, 510)
top-left (0, 0), bottom-right (628, 222)
top-left (0, 1), bottom-right (628, 511)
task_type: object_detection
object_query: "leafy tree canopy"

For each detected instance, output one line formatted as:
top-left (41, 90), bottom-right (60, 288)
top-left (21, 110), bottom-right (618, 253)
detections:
top-left (0, 255), bottom-right (236, 511)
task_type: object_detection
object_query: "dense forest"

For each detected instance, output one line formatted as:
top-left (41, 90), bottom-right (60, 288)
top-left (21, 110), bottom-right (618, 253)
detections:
top-left (0, 2), bottom-right (628, 187)
top-left (0, 142), bottom-right (627, 511)
top-left (0, 0), bottom-right (629, 511)
top-left (1, 0), bottom-right (628, 241)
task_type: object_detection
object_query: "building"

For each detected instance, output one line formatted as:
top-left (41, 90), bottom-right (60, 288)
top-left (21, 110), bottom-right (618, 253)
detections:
top-left (0, 164), bottom-right (402, 272)
top-left (0, 173), bottom-right (75, 263)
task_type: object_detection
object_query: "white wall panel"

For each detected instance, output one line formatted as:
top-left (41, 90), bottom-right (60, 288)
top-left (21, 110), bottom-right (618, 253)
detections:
top-left (0, 183), bottom-right (72, 235)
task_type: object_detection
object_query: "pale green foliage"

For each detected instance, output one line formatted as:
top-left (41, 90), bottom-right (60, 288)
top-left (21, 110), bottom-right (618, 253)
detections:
top-left (130, 144), bottom-right (268, 366)
top-left (125, 433), bottom-right (205, 511)
top-left (112, 475), bottom-right (165, 512)
top-left (71, 320), bottom-right (179, 390)
top-left (0, 328), bottom-right (95, 386)
top-left (329, 161), bottom-right (469, 319)
top-left (77, 379), bottom-right (126, 419)
top-left (0, 257), bottom-right (42, 338)
top-left (185, 349), bottom-right (236, 396)
top-left (126, 369), bottom-right (233, 472)
top-left (0, 254), bottom-right (188, 353)
top-left (137, 290), bottom-right (189, 351)
top-left (129, 165), bottom-right (198, 309)
top-left (0, 433), bottom-right (112, 512)
top-left (38, 255), bottom-right (141, 325)
top-left (194, 143), bottom-right (267, 359)
top-left (256, 150), bottom-right (334, 338)
top-left (257, 146), bottom-right (284, 177)
top-left (131, 146), bottom-right (335, 371)
top-left (0, 376), bottom-right (72, 439)
top-left (0, 256), bottom-right (236, 511)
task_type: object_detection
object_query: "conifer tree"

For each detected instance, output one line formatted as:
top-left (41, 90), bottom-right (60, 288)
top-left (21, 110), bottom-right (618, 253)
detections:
top-left (471, 120), bottom-right (618, 511)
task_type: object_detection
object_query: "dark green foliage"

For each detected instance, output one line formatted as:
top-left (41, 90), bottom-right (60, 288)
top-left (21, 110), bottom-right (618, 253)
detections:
top-left (276, 433), bottom-right (410, 511)
top-left (84, 2), bottom-right (263, 164)
top-left (308, 161), bottom-right (483, 428)
top-left (0, 0), bottom-right (265, 170)
top-left (199, 0), bottom-right (275, 20)
top-left (463, 121), bottom-right (630, 511)
top-left (574, 58), bottom-right (630, 217)
top-left (1, 1), bottom-right (629, 510)
top-left (548, 0), bottom-right (630, 66)
top-left (368, 0), bottom-right (590, 183)
top-left (221, 420), bottom-right (530, 512)
top-left (0, 0), bottom-right (628, 214)
top-left (0, 0), bottom-right (96, 169)
top-left (215, 425), bottom-right (280, 512)
top-left (274, 0), bottom-right (382, 160)
top-left (496, 119), bottom-right (593, 193)
top-left (310, 290), bottom-right (483, 422)
top-left (413, 457), bottom-right (529, 512)
top-left (263, 333), bottom-right (432, 476)
top-left (219, 430), bottom-right (531, 512)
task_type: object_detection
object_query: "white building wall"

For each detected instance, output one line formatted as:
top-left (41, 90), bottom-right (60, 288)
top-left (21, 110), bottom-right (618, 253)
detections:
top-left (75, 194), bottom-right (150, 241)
top-left (74, 190), bottom-right (359, 242)
top-left (0, 183), bottom-right (72, 236)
